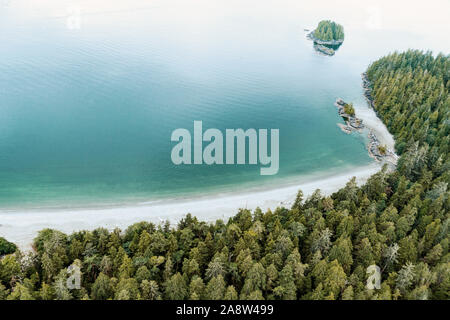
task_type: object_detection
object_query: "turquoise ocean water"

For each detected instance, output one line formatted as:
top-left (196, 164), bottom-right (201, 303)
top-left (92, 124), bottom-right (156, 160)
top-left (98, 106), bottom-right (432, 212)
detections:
top-left (0, 0), bottom-right (448, 209)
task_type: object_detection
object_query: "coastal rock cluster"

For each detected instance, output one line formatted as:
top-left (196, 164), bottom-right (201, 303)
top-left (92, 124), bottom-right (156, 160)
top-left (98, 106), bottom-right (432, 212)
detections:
top-left (313, 43), bottom-right (336, 56)
top-left (335, 98), bottom-right (364, 133)
top-left (306, 31), bottom-right (343, 56)
top-left (335, 98), bottom-right (398, 164)
top-left (368, 130), bottom-right (386, 161)
top-left (307, 31), bottom-right (344, 46)
top-left (362, 72), bottom-right (375, 107)
top-left (361, 73), bottom-right (399, 165)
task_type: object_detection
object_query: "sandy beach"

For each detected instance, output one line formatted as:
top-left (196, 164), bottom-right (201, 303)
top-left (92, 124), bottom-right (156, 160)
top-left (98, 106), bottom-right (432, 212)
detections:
top-left (0, 163), bottom-right (383, 249)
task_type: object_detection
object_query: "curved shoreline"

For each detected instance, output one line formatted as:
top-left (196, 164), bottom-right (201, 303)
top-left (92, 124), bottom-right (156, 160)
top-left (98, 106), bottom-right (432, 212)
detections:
top-left (0, 163), bottom-right (383, 249)
top-left (0, 74), bottom-right (399, 250)
top-left (359, 73), bottom-right (399, 165)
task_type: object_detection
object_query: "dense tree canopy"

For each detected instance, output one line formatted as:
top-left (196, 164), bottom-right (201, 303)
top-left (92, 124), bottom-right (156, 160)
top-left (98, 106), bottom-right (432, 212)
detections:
top-left (0, 50), bottom-right (448, 300)
top-left (313, 20), bottom-right (344, 42)
top-left (0, 237), bottom-right (17, 256)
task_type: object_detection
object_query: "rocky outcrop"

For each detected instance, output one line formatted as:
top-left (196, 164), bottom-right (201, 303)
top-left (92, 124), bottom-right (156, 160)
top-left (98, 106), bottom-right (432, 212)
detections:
top-left (306, 30), bottom-right (343, 56)
top-left (368, 131), bottom-right (384, 161)
top-left (335, 98), bottom-right (364, 131)
top-left (367, 130), bottom-right (398, 164)
top-left (334, 97), bottom-right (398, 165)
top-left (362, 72), bottom-right (376, 109)
top-left (314, 44), bottom-right (335, 56)
top-left (307, 31), bottom-right (344, 46)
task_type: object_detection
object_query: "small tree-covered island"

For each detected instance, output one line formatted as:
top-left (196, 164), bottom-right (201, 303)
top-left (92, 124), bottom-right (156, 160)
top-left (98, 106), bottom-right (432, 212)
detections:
top-left (0, 50), bottom-right (448, 300)
top-left (307, 20), bottom-right (345, 56)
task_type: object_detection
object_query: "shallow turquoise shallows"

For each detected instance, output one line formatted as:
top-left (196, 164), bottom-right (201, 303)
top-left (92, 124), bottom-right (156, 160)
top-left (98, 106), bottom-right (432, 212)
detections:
top-left (0, 1), bottom-right (447, 209)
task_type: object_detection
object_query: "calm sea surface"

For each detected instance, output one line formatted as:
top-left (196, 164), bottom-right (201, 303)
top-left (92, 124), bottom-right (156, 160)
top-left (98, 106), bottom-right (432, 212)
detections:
top-left (0, 0), bottom-right (448, 209)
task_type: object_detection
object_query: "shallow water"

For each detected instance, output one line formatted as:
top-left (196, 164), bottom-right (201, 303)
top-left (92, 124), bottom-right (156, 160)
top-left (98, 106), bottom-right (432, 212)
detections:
top-left (0, 0), bottom-right (448, 209)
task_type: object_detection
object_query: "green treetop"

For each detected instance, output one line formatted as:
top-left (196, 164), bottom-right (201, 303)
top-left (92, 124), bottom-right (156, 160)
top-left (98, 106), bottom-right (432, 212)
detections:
top-left (313, 20), bottom-right (345, 42)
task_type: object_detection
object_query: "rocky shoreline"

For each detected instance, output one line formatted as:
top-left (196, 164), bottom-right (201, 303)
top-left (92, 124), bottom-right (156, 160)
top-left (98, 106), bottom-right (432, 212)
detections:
top-left (313, 43), bottom-right (336, 56)
top-left (362, 72), bottom-right (376, 108)
top-left (334, 95), bottom-right (398, 165)
top-left (306, 30), bottom-right (344, 56)
top-left (307, 31), bottom-right (344, 46)
top-left (335, 98), bottom-right (364, 132)
top-left (361, 73), bottom-right (399, 165)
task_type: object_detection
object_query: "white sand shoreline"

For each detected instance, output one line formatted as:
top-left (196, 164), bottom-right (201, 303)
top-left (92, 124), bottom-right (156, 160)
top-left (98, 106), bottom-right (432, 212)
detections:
top-left (1, 163), bottom-right (383, 249)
